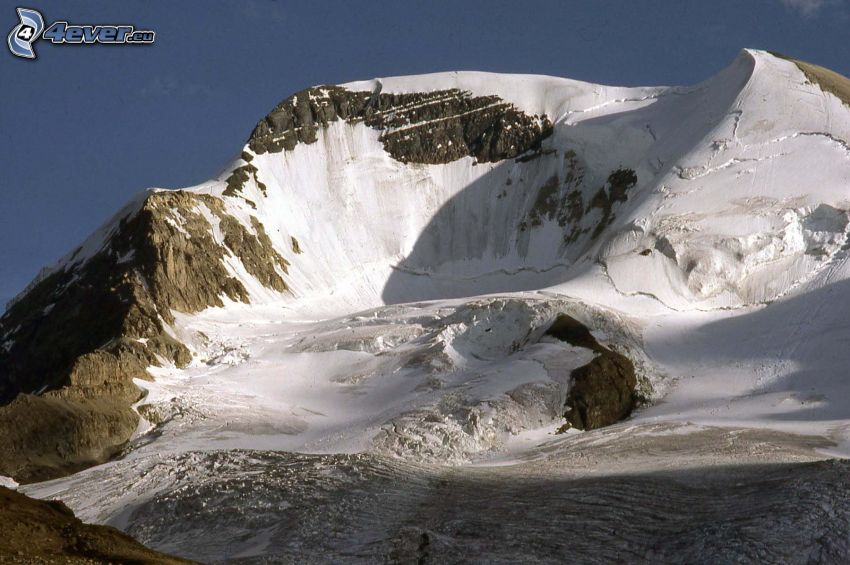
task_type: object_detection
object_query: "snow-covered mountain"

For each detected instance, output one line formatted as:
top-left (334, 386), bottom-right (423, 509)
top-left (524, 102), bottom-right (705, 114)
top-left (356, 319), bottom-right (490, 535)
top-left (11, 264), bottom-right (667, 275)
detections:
top-left (5, 49), bottom-right (850, 561)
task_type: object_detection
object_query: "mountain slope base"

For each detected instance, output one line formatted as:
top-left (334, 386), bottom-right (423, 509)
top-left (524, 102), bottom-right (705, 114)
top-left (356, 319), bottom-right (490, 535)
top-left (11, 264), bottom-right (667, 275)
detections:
top-left (0, 486), bottom-right (194, 564)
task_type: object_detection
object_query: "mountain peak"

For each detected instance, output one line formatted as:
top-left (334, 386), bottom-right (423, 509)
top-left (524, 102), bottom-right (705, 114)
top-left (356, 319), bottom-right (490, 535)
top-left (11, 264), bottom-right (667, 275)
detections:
top-left (3, 51), bottom-right (850, 484)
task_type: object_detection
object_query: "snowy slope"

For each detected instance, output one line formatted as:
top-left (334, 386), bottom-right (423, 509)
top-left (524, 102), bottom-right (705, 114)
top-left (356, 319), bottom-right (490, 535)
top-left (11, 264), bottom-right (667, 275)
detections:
top-left (136, 50), bottom-right (850, 459)
top-left (15, 49), bottom-right (850, 561)
top-left (17, 46), bottom-right (850, 464)
top-left (106, 49), bottom-right (850, 314)
top-left (21, 49), bottom-right (848, 314)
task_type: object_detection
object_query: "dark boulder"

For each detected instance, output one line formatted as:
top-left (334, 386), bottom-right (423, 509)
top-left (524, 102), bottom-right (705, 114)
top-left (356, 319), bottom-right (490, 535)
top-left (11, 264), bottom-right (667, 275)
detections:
top-left (546, 314), bottom-right (637, 430)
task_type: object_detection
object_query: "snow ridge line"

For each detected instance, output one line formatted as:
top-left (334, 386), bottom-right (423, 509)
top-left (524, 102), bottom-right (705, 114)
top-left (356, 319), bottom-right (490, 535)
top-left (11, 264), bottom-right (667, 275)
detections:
top-left (674, 153), bottom-right (787, 181)
top-left (744, 131), bottom-right (850, 155)
top-left (389, 261), bottom-right (571, 281)
top-left (558, 86), bottom-right (697, 124)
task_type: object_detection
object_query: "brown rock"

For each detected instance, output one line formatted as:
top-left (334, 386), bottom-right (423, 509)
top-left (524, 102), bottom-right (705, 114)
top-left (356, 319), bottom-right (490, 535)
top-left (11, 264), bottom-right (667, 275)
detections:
top-left (546, 314), bottom-right (637, 430)
top-left (0, 486), bottom-right (195, 564)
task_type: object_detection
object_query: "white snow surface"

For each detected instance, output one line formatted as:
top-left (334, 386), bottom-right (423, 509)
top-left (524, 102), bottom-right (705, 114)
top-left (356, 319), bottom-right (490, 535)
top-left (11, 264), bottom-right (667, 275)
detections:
top-left (20, 50), bottom-right (850, 555)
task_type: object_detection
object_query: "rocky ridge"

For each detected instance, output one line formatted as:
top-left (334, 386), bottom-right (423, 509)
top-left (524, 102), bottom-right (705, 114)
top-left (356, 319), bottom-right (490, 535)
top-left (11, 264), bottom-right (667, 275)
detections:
top-left (0, 191), bottom-right (290, 481)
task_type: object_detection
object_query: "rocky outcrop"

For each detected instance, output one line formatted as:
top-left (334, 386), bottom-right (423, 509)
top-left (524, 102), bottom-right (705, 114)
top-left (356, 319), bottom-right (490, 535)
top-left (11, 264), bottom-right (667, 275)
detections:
top-left (226, 85), bottom-right (553, 196)
top-left (587, 168), bottom-right (638, 238)
top-left (0, 190), bottom-right (291, 481)
top-left (518, 149), bottom-right (638, 246)
top-left (546, 314), bottom-right (637, 430)
top-left (239, 85), bottom-right (552, 189)
top-left (0, 486), bottom-right (194, 563)
top-left (224, 151), bottom-right (266, 198)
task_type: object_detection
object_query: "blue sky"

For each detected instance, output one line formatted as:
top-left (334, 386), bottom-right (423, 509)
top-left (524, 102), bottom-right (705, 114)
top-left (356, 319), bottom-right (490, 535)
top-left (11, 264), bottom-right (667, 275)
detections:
top-left (2, 0), bottom-right (850, 304)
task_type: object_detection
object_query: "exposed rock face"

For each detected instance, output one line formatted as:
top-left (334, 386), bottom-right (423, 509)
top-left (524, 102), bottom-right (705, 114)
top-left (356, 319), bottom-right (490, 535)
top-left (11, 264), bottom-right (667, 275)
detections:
top-left (546, 314), bottom-right (637, 430)
top-left (518, 149), bottom-right (638, 247)
top-left (243, 85), bottom-right (552, 175)
top-left (587, 168), bottom-right (638, 238)
top-left (224, 151), bottom-right (266, 198)
top-left (0, 486), bottom-right (194, 564)
top-left (0, 190), bottom-right (291, 481)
